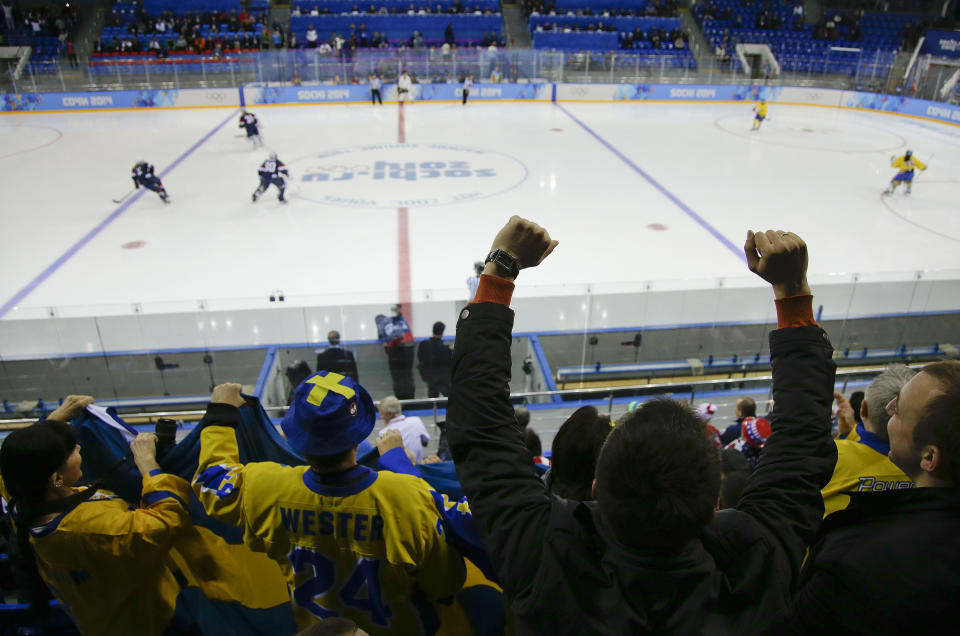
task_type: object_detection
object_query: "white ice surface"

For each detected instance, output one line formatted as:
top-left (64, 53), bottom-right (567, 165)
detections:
top-left (2, 100), bottom-right (959, 319)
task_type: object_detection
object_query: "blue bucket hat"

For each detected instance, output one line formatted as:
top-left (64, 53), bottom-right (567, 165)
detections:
top-left (281, 371), bottom-right (375, 457)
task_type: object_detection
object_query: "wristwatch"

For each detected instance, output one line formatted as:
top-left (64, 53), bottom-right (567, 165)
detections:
top-left (484, 249), bottom-right (520, 279)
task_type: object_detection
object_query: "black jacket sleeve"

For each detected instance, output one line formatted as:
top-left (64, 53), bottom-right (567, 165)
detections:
top-left (447, 302), bottom-right (552, 598)
top-left (736, 325), bottom-right (837, 587)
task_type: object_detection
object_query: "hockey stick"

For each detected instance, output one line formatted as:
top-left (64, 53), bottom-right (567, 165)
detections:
top-left (112, 188), bottom-right (136, 204)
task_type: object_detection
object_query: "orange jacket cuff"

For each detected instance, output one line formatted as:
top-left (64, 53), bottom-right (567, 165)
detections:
top-left (775, 294), bottom-right (817, 328)
top-left (471, 274), bottom-right (515, 307)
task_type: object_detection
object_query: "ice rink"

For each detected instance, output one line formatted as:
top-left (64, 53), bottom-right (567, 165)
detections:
top-left (2, 99), bottom-right (960, 321)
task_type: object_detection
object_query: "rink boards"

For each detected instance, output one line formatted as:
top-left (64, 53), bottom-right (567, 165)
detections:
top-left (3, 83), bottom-right (960, 128)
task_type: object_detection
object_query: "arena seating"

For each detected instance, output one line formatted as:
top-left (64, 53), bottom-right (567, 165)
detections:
top-left (4, 35), bottom-right (64, 62)
top-left (556, 344), bottom-right (948, 385)
top-left (695, 2), bottom-right (921, 75)
top-left (87, 53), bottom-right (256, 75)
top-left (95, 1), bottom-right (267, 57)
top-left (533, 30), bottom-right (617, 49)
top-left (551, 0), bottom-right (648, 10)
top-left (292, 0), bottom-right (501, 12)
top-left (143, 0), bottom-right (243, 14)
top-left (529, 8), bottom-right (694, 68)
top-left (289, 14), bottom-right (502, 47)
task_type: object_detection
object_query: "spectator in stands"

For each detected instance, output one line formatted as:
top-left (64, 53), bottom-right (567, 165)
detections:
top-left (194, 379), bottom-right (466, 633)
top-left (778, 360), bottom-right (960, 631)
top-left (448, 219), bottom-right (836, 632)
top-left (310, 5), bottom-right (320, 16)
top-left (376, 306), bottom-right (415, 398)
top-left (0, 396), bottom-right (198, 635)
top-left (445, 23), bottom-right (455, 45)
top-left (306, 24), bottom-right (318, 48)
top-left (720, 396), bottom-right (757, 444)
top-left (544, 405), bottom-right (612, 501)
top-left (417, 321), bottom-right (453, 398)
top-left (315, 330), bottom-right (359, 383)
top-left (65, 40), bottom-right (78, 68)
top-left (514, 405), bottom-right (531, 428)
top-left (523, 428), bottom-right (551, 474)
top-left (379, 395), bottom-right (431, 464)
top-left (822, 365), bottom-right (915, 516)
top-left (719, 448), bottom-right (751, 509)
top-left (724, 416), bottom-right (772, 470)
top-left (849, 389), bottom-right (865, 425)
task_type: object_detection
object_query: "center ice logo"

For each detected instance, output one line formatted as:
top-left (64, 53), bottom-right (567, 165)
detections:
top-left (292, 143), bottom-right (528, 209)
top-left (302, 160), bottom-right (496, 182)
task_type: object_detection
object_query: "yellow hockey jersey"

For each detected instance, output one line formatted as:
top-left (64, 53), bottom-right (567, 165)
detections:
top-left (822, 425), bottom-right (913, 517)
top-left (27, 473), bottom-right (192, 636)
top-left (754, 102), bottom-right (768, 117)
top-left (891, 155), bottom-right (926, 173)
top-left (193, 423), bottom-right (466, 634)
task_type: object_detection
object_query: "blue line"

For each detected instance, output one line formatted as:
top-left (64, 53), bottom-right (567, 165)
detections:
top-left (254, 346), bottom-right (278, 398)
top-left (0, 107), bottom-right (240, 320)
top-left (528, 334), bottom-right (561, 403)
top-left (553, 103), bottom-right (745, 262)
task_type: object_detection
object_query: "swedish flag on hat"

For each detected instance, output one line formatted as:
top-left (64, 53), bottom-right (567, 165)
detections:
top-left (282, 371), bottom-right (375, 457)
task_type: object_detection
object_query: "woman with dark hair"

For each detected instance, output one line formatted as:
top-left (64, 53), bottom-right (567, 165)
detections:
top-left (0, 395), bottom-right (195, 635)
top-left (546, 405), bottom-right (614, 501)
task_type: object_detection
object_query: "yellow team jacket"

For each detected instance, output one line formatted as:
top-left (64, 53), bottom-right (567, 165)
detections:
top-left (193, 423), bottom-right (467, 634)
top-left (27, 473), bottom-right (193, 636)
top-left (821, 433), bottom-right (913, 517)
top-left (754, 103), bottom-right (768, 117)
top-left (891, 155), bottom-right (926, 173)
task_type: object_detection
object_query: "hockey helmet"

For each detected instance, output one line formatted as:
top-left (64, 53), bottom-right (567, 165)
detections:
top-left (905, 150), bottom-right (912, 159)
top-left (269, 152), bottom-right (278, 160)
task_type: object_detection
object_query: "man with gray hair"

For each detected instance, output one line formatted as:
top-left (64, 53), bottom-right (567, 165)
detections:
top-left (379, 396), bottom-right (430, 463)
top-left (821, 364), bottom-right (916, 516)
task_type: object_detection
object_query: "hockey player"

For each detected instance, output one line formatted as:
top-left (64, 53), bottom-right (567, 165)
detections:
top-left (885, 150), bottom-right (927, 195)
top-left (751, 100), bottom-right (768, 130)
top-left (462, 74), bottom-right (473, 105)
top-left (238, 110), bottom-right (262, 147)
top-left (252, 152), bottom-right (289, 203)
top-left (131, 160), bottom-right (170, 203)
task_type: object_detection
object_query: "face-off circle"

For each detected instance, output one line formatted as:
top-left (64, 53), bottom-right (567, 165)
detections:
top-left (291, 143), bottom-right (528, 209)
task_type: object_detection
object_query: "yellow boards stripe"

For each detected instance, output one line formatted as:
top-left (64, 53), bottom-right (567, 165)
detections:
top-left (305, 372), bottom-right (356, 406)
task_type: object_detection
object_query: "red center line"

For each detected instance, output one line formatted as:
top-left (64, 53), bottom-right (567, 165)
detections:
top-left (396, 101), bottom-right (413, 323)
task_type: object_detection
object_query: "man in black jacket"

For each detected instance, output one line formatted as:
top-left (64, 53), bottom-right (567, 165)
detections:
top-left (778, 359), bottom-right (960, 633)
top-left (447, 217), bottom-right (836, 634)
top-left (315, 330), bottom-right (359, 382)
top-left (417, 321), bottom-right (453, 398)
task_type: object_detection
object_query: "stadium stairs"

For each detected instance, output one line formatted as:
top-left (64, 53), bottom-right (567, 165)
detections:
top-left (501, 0), bottom-right (533, 47)
top-left (680, 6), bottom-right (712, 69)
